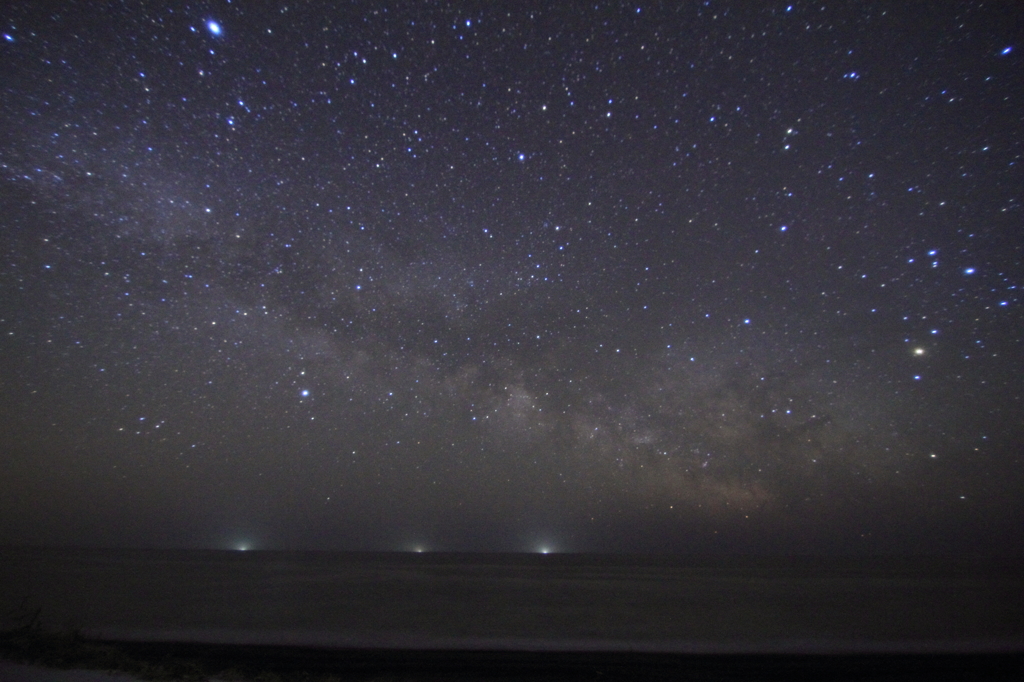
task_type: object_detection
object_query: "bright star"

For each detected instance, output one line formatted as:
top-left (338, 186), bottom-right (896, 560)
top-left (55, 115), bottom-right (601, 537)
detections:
top-left (300, 389), bottom-right (310, 397)
top-left (207, 20), bottom-right (222, 36)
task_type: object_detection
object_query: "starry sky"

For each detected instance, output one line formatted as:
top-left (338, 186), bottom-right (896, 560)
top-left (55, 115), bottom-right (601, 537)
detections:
top-left (1, 1), bottom-right (1022, 554)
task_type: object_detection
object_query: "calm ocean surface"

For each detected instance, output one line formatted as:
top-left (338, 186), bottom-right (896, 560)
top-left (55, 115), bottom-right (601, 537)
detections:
top-left (1, 548), bottom-right (1021, 653)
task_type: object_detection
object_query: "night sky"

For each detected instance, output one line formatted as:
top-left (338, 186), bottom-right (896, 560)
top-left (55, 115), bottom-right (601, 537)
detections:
top-left (1, 2), bottom-right (1022, 554)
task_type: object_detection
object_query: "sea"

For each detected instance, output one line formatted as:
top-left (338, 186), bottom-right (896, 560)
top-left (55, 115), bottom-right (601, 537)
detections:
top-left (2, 547), bottom-right (1021, 655)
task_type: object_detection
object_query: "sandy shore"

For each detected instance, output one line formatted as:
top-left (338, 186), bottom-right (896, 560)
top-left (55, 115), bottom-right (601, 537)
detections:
top-left (0, 659), bottom-right (148, 682)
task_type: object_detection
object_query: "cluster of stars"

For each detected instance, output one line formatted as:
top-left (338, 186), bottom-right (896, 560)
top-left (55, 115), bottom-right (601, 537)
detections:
top-left (0, 2), bottom-right (1020, 553)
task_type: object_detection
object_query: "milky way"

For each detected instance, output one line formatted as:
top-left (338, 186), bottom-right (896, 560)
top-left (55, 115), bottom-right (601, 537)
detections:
top-left (1, 2), bottom-right (1021, 553)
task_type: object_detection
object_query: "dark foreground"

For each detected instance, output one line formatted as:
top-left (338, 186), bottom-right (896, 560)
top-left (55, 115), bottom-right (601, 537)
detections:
top-left (1, 629), bottom-right (1022, 681)
top-left (1, 548), bottom-right (1022, 680)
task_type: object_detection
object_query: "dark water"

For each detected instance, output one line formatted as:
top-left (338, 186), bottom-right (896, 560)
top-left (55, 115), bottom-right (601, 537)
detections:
top-left (1, 548), bottom-right (1022, 653)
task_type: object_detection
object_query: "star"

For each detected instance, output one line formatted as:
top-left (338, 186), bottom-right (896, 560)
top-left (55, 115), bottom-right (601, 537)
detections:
top-left (1, 0), bottom-right (1019, 555)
